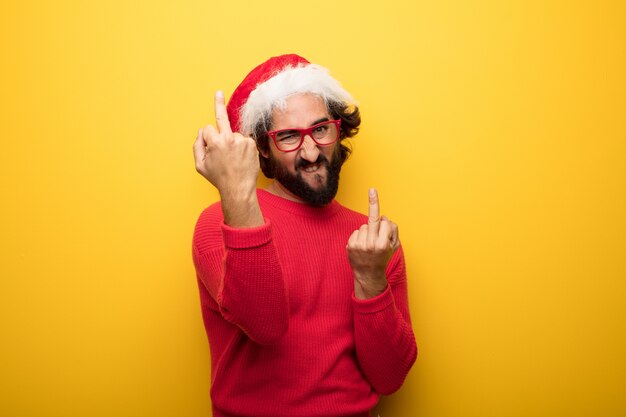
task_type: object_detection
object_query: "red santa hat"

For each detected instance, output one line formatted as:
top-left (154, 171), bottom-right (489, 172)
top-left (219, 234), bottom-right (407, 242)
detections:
top-left (226, 54), bottom-right (356, 136)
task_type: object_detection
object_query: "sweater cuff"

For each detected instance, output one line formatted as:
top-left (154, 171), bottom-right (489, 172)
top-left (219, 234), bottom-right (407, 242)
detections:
top-left (352, 285), bottom-right (395, 314)
top-left (221, 219), bottom-right (272, 249)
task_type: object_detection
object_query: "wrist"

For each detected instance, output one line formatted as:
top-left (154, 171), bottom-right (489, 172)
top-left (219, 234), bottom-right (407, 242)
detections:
top-left (354, 274), bottom-right (388, 300)
top-left (220, 189), bottom-right (264, 228)
top-left (219, 184), bottom-right (257, 203)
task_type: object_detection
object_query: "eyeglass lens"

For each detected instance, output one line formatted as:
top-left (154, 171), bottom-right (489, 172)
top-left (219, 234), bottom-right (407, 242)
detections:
top-left (274, 121), bottom-right (338, 151)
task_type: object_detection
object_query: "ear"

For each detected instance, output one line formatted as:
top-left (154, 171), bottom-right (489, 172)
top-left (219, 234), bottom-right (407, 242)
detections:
top-left (259, 147), bottom-right (270, 159)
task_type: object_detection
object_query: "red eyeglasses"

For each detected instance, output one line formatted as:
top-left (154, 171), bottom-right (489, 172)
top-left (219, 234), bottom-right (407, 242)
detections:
top-left (267, 119), bottom-right (342, 152)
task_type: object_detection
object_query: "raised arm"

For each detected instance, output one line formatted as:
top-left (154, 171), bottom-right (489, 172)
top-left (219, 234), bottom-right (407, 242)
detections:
top-left (192, 92), bottom-right (288, 345)
top-left (347, 189), bottom-right (417, 393)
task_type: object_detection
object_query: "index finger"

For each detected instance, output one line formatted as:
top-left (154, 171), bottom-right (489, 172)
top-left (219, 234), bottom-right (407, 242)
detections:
top-left (368, 188), bottom-right (380, 224)
top-left (214, 90), bottom-right (232, 134)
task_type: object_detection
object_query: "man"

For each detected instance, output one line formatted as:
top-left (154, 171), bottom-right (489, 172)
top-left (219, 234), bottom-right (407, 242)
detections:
top-left (192, 54), bottom-right (417, 417)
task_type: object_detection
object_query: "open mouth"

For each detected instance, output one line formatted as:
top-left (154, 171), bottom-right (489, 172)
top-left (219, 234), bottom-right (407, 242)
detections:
top-left (300, 162), bottom-right (322, 173)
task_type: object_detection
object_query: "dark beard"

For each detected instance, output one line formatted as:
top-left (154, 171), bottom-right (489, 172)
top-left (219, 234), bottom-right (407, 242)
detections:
top-left (267, 149), bottom-right (342, 207)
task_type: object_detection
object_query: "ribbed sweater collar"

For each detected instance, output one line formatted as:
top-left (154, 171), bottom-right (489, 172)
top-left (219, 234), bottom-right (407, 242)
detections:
top-left (257, 189), bottom-right (341, 219)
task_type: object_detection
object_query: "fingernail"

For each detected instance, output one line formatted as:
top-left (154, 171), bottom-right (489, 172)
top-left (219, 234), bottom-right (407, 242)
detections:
top-left (216, 90), bottom-right (224, 99)
top-left (369, 188), bottom-right (376, 197)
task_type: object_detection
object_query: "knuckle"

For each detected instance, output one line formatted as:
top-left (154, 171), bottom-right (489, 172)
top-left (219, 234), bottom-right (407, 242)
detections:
top-left (203, 134), bottom-right (214, 145)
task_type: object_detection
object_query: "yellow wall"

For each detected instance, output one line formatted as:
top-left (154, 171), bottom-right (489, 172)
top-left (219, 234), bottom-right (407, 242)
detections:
top-left (1, 0), bottom-right (625, 416)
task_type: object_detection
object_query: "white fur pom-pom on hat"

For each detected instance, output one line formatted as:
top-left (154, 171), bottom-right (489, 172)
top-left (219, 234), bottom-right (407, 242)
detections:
top-left (226, 54), bottom-right (356, 136)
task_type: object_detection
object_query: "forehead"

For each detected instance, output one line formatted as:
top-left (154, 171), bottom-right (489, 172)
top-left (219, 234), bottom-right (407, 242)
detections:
top-left (270, 93), bottom-right (330, 130)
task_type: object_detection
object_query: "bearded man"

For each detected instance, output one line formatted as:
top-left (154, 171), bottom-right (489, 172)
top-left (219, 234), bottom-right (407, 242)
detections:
top-left (192, 54), bottom-right (417, 417)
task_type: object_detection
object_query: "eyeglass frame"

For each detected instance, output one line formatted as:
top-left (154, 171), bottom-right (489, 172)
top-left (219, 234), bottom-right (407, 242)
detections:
top-left (266, 119), bottom-right (342, 153)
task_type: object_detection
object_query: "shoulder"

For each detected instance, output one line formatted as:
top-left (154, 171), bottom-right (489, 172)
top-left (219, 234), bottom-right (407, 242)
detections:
top-left (192, 201), bottom-right (223, 253)
top-left (195, 200), bottom-right (223, 228)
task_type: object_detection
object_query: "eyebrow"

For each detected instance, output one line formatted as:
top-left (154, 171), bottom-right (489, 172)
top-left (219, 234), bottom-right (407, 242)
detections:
top-left (271, 117), bottom-right (331, 133)
top-left (310, 117), bottom-right (330, 126)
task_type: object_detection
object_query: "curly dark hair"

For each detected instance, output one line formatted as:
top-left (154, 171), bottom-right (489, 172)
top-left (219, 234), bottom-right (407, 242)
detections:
top-left (251, 99), bottom-right (361, 179)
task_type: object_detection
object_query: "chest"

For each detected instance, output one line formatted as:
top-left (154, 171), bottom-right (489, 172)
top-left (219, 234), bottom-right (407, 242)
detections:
top-left (270, 217), bottom-right (358, 318)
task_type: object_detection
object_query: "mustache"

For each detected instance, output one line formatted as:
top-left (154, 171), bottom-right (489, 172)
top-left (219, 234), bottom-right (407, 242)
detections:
top-left (295, 154), bottom-right (330, 170)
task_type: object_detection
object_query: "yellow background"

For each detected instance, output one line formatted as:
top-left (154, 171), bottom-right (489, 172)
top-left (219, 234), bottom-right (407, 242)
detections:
top-left (1, 0), bottom-right (625, 416)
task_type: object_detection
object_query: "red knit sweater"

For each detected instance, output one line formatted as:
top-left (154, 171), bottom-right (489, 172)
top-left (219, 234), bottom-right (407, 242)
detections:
top-left (192, 190), bottom-right (417, 417)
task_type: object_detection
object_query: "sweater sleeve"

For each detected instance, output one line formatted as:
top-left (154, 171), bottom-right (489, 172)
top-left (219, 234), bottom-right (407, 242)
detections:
top-left (352, 246), bottom-right (418, 395)
top-left (192, 204), bottom-right (289, 345)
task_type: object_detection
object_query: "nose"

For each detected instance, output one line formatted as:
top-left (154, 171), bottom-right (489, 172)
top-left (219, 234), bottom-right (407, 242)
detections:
top-left (299, 134), bottom-right (320, 162)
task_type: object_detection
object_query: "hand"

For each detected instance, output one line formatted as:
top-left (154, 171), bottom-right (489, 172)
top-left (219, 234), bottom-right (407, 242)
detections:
top-left (193, 91), bottom-right (263, 228)
top-left (193, 91), bottom-right (260, 198)
top-left (347, 188), bottom-right (400, 299)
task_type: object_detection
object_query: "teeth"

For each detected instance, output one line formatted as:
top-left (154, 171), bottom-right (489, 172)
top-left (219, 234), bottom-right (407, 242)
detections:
top-left (303, 163), bottom-right (320, 173)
